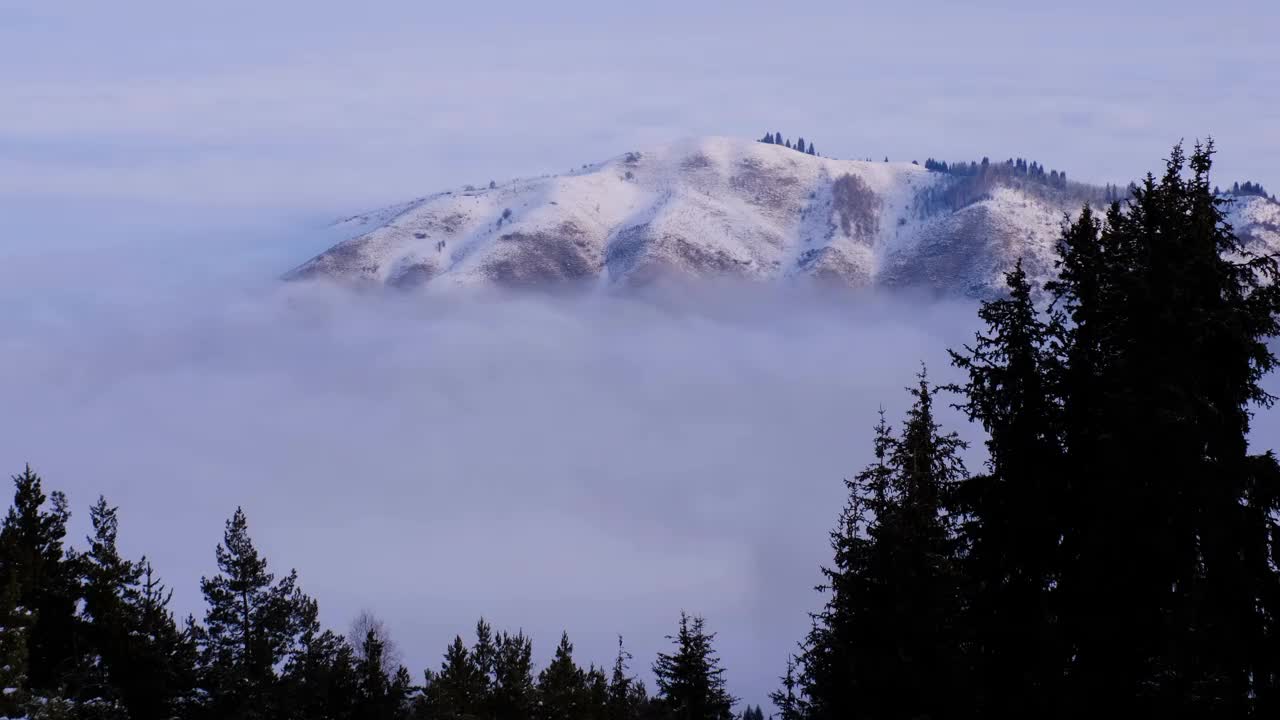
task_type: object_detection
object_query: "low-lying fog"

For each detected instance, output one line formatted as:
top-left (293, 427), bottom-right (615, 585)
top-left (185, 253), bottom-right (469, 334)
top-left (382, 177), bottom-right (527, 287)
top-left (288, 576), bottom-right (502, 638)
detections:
top-left (2, 203), bottom-right (1276, 707)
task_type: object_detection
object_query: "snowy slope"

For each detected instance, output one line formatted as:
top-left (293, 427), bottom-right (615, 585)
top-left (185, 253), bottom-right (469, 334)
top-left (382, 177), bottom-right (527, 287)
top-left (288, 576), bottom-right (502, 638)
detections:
top-left (286, 137), bottom-right (1280, 295)
top-left (1229, 194), bottom-right (1280, 256)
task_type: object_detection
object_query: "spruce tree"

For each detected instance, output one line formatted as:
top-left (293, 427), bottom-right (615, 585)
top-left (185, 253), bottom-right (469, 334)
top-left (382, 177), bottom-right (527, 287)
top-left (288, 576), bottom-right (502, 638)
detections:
top-left (585, 664), bottom-right (609, 718)
top-left (767, 656), bottom-right (803, 720)
top-left (536, 632), bottom-right (588, 720)
top-left (948, 259), bottom-right (1065, 714)
top-left (800, 371), bottom-right (967, 719)
top-left (605, 636), bottom-right (648, 720)
top-left (652, 613), bottom-right (735, 720)
top-left (1046, 143), bottom-right (1280, 713)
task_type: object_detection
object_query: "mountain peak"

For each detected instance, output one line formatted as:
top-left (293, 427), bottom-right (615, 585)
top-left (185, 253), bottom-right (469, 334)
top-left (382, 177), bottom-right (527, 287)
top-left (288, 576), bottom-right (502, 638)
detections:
top-left (286, 136), bottom-right (1280, 295)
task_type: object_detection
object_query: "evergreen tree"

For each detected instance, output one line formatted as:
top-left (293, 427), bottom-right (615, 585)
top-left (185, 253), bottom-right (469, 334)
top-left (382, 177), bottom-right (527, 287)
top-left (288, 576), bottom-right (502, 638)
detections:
top-left (0, 467), bottom-right (80, 696)
top-left (800, 371), bottom-right (967, 719)
top-left (605, 636), bottom-right (648, 720)
top-left (948, 259), bottom-right (1065, 714)
top-left (74, 497), bottom-right (136, 716)
top-left (652, 613), bottom-right (734, 720)
top-left (767, 656), bottom-right (802, 720)
top-left (349, 611), bottom-right (404, 683)
top-left (133, 565), bottom-right (201, 719)
top-left (282, 628), bottom-right (357, 720)
top-left (355, 630), bottom-right (411, 720)
top-left (422, 635), bottom-right (484, 720)
top-left (470, 618), bottom-right (497, 710)
top-left (492, 630), bottom-right (536, 720)
top-left (78, 497), bottom-right (198, 719)
top-left (0, 578), bottom-right (31, 718)
top-left (1045, 142), bottom-right (1280, 713)
top-left (536, 632), bottom-right (588, 720)
top-left (585, 664), bottom-right (609, 718)
top-left (197, 507), bottom-right (317, 719)
top-left (807, 142), bottom-right (815, 155)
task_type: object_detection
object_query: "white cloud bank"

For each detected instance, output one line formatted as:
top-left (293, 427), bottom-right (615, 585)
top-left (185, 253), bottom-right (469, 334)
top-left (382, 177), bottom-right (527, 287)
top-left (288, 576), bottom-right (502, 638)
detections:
top-left (0, 274), bottom-right (985, 706)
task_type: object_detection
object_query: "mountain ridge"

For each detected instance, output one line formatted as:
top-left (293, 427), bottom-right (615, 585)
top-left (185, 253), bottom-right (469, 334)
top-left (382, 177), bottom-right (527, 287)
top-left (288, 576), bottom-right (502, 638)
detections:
top-left (286, 137), bottom-right (1280, 295)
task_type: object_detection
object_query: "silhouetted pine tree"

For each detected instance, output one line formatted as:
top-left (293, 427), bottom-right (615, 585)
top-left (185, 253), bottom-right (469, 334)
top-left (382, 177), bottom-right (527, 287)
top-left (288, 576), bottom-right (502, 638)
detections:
top-left (470, 618), bottom-right (497, 714)
top-left (421, 635), bottom-right (485, 720)
top-left (355, 630), bottom-right (411, 720)
top-left (766, 656), bottom-right (802, 720)
top-left (79, 497), bottom-right (198, 719)
top-left (197, 507), bottom-right (319, 719)
top-left (74, 497), bottom-right (136, 717)
top-left (0, 578), bottom-right (31, 717)
top-left (0, 467), bottom-right (80, 698)
top-left (948, 259), bottom-right (1066, 714)
top-left (1047, 142), bottom-right (1280, 714)
top-left (536, 632), bottom-right (589, 720)
top-left (605, 636), bottom-right (649, 720)
top-left (282, 627), bottom-right (357, 720)
top-left (800, 371), bottom-right (967, 719)
top-left (492, 629), bottom-right (536, 720)
top-left (585, 664), bottom-right (609, 718)
top-left (652, 613), bottom-right (734, 720)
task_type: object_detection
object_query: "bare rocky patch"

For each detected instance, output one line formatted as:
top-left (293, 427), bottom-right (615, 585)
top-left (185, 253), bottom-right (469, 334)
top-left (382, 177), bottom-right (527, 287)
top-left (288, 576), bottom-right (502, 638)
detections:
top-left (480, 221), bottom-right (602, 287)
top-left (831, 174), bottom-right (881, 242)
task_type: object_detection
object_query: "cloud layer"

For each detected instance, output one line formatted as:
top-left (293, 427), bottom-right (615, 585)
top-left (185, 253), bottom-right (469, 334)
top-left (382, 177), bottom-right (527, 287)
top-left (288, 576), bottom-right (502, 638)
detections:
top-left (0, 274), bottom-right (984, 705)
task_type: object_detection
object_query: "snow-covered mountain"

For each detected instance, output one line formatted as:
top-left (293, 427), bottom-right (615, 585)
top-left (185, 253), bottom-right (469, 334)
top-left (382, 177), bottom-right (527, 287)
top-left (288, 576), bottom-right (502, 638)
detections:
top-left (286, 137), bottom-right (1280, 295)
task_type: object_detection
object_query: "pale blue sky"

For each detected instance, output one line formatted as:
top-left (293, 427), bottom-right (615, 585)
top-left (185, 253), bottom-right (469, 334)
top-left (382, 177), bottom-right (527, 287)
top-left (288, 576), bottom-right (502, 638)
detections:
top-left (3, 0), bottom-right (1277, 213)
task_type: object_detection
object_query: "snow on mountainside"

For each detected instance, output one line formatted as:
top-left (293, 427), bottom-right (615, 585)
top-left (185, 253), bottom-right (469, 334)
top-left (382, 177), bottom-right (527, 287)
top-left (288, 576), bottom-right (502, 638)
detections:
top-left (286, 137), bottom-right (1280, 295)
top-left (1229, 194), bottom-right (1280, 256)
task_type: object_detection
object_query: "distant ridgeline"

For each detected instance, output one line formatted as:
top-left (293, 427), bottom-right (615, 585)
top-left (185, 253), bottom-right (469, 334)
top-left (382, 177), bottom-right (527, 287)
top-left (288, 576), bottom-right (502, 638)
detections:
top-left (914, 155), bottom-right (1119, 214)
top-left (1217, 180), bottom-right (1276, 202)
top-left (758, 131), bottom-right (817, 156)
